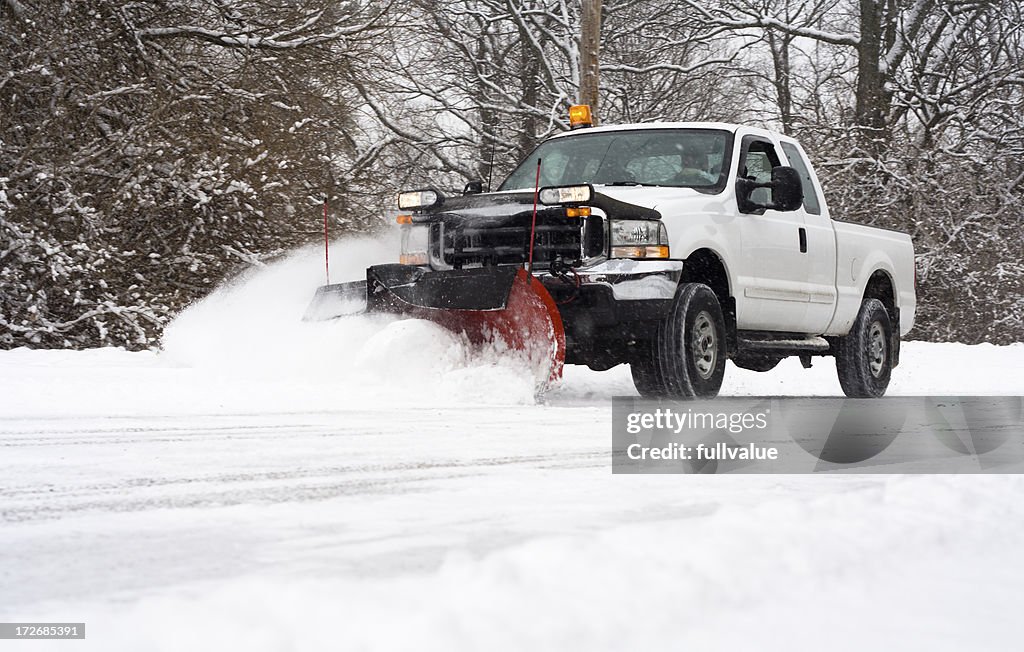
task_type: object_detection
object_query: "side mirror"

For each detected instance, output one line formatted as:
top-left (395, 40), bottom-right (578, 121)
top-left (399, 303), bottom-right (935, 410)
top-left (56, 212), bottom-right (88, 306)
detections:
top-left (735, 177), bottom-right (760, 214)
top-left (735, 165), bottom-right (803, 213)
top-left (463, 180), bottom-right (483, 195)
top-left (771, 166), bottom-right (803, 212)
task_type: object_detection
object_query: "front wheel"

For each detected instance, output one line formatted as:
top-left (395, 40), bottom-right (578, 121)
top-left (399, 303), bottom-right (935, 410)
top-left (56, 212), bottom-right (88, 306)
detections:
top-left (835, 298), bottom-right (893, 398)
top-left (631, 283), bottom-right (726, 398)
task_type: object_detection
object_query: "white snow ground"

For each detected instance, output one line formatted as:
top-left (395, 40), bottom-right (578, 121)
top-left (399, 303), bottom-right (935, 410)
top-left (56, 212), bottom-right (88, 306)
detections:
top-left (2, 241), bottom-right (1023, 651)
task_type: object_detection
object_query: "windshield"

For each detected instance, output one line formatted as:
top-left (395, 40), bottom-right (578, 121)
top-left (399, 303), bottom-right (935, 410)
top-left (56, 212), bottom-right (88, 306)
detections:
top-left (499, 128), bottom-right (732, 193)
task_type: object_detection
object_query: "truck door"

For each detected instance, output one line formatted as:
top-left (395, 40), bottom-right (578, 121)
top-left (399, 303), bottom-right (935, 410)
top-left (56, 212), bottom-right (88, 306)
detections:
top-left (779, 140), bottom-right (838, 333)
top-left (734, 135), bottom-right (812, 332)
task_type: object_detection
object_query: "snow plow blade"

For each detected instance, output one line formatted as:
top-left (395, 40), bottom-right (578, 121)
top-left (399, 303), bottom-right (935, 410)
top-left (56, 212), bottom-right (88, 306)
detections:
top-left (305, 264), bottom-right (566, 386)
top-left (303, 279), bottom-right (370, 321)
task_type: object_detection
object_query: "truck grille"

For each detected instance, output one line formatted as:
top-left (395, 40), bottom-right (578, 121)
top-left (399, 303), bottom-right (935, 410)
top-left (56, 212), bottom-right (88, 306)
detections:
top-left (440, 213), bottom-right (586, 269)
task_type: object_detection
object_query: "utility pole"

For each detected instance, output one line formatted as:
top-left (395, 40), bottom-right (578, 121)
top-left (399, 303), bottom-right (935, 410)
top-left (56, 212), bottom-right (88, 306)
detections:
top-left (578, 0), bottom-right (601, 122)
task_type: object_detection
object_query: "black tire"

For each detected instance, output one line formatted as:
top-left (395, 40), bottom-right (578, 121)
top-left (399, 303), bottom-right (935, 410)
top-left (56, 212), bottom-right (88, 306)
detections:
top-left (629, 354), bottom-right (664, 396)
top-left (630, 283), bottom-right (726, 398)
top-left (732, 354), bottom-right (782, 372)
top-left (836, 298), bottom-right (893, 398)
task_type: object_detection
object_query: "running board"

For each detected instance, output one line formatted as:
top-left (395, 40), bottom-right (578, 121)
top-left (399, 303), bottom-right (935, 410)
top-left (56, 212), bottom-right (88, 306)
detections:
top-left (737, 333), bottom-right (831, 355)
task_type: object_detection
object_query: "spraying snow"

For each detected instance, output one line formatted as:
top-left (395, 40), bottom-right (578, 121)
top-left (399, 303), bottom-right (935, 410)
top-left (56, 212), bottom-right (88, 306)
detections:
top-left (159, 236), bottom-right (539, 407)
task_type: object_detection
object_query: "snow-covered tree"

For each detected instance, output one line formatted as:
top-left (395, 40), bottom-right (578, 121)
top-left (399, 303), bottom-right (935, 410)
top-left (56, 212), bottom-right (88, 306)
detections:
top-left (355, 0), bottom-right (747, 191)
top-left (682, 0), bottom-right (1024, 343)
top-left (1, 0), bottom-right (390, 348)
top-left (2, 0), bottom-right (1021, 348)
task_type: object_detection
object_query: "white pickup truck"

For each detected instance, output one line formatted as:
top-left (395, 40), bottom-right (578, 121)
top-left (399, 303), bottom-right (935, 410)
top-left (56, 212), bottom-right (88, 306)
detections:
top-left (324, 117), bottom-right (916, 398)
top-left (500, 120), bottom-right (917, 397)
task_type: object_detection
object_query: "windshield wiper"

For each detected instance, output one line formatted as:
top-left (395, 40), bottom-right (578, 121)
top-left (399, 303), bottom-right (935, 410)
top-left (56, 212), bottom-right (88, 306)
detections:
top-left (604, 181), bottom-right (665, 187)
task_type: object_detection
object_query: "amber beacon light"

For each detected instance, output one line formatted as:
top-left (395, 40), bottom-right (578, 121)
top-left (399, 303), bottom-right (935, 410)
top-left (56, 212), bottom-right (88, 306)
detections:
top-left (568, 104), bottom-right (594, 129)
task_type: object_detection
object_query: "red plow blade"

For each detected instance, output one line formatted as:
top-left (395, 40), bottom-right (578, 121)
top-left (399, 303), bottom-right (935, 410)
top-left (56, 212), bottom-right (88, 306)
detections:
top-left (429, 268), bottom-right (566, 388)
top-left (305, 265), bottom-right (566, 389)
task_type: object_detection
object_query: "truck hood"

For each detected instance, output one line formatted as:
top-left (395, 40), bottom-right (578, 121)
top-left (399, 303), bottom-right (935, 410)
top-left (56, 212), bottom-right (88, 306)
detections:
top-left (589, 184), bottom-right (710, 213)
top-left (416, 188), bottom-right (663, 225)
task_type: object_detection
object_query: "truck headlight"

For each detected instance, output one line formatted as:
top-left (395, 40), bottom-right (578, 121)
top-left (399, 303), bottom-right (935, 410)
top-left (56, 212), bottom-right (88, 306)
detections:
top-left (610, 220), bottom-right (670, 259)
top-left (400, 225), bottom-right (430, 266)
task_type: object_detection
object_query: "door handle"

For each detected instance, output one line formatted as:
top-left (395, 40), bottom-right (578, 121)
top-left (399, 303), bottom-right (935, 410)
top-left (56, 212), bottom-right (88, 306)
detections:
top-left (798, 227), bottom-right (807, 253)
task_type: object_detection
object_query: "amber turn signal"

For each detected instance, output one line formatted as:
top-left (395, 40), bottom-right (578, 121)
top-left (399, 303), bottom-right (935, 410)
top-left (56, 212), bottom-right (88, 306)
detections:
top-left (610, 245), bottom-right (670, 259)
top-left (399, 253), bottom-right (428, 265)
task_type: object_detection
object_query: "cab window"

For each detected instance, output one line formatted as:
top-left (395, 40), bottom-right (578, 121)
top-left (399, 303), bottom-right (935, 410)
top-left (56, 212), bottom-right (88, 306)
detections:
top-left (780, 141), bottom-right (822, 215)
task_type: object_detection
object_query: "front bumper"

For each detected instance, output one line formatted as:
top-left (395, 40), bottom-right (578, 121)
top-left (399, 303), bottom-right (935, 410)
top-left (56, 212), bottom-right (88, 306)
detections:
top-left (543, 259), bottom-right (683, 302)
top-left (539, 259), bottom-right (683, 348)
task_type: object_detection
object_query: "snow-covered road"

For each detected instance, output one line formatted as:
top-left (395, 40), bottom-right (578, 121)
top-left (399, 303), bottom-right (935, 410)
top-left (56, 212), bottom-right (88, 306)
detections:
top-left (2, 243), bottom-right (1022, 650)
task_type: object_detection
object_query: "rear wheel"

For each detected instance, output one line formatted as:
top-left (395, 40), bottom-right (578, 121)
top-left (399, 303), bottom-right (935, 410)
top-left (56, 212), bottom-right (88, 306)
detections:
top-left (631, 283), bottom-right (726, 398)
top-left (835, 298), bottom-right (893, 398)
